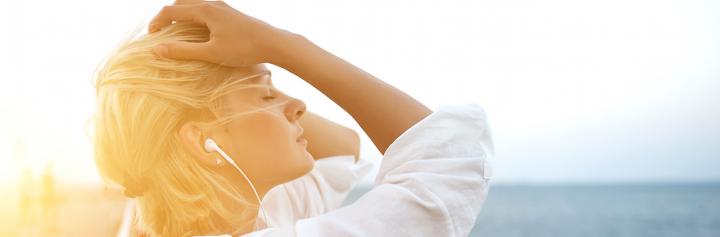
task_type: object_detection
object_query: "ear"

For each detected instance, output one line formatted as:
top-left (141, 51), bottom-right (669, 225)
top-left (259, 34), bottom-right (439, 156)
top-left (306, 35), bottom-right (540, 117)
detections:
top-left (179, 122), bottom-right (223, 168)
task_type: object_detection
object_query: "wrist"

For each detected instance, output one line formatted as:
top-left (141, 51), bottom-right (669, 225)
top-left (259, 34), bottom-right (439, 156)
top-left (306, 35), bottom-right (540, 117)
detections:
top-left (264, 29), bottom-right (309, 69)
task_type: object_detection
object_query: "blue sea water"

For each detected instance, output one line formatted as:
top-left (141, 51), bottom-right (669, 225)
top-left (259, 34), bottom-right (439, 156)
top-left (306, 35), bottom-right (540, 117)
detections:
top-left (343, 183), bottom-right (720, 237)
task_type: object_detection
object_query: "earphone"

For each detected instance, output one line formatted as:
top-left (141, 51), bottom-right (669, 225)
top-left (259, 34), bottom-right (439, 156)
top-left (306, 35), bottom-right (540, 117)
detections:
top-left (203, 138), bottom-right (268, 228)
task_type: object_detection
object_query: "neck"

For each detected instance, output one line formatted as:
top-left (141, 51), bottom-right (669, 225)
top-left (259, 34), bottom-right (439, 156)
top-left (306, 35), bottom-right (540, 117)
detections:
top-left (216, 166), bottom-right (274, 235)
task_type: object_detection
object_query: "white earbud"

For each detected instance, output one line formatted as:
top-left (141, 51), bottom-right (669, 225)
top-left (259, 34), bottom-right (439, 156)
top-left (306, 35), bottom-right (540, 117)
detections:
top-left (205, 138), bottom-right (224, 165)
top-left (204, 138), bottom-right (224, 165)
top-left (203, 138), bottom-right (268, 228)
top-left (204, 137), bottom-right (219, 153)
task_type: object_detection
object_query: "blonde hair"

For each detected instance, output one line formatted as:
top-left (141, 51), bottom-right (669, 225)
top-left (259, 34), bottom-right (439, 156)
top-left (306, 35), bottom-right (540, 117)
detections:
top-left (91, 22), bottom-right (281, 236)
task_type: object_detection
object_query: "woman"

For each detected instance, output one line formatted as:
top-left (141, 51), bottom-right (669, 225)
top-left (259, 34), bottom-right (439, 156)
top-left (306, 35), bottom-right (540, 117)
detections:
top-left (94, 1), bottom-right (494, 236)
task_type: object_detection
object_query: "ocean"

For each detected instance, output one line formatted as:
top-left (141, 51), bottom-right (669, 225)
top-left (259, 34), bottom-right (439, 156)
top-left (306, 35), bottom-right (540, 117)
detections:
top-left (343, 183), bottom-right (720, 237)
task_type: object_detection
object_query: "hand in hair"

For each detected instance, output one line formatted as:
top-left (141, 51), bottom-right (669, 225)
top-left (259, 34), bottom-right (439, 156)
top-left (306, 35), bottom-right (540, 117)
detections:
top-left (151, 1), bottom-right (432, 155)
top-left (148, 0), bottom-right (294, 67)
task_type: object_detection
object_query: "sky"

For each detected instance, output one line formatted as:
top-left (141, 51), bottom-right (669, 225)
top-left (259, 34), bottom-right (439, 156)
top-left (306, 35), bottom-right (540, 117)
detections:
top-left (0, 0), bottom-right (718, 186)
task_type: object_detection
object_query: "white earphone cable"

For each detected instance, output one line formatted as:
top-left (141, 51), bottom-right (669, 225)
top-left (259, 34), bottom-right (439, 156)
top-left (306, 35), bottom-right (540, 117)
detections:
top-left (211, 143), bottom-right (269, 230)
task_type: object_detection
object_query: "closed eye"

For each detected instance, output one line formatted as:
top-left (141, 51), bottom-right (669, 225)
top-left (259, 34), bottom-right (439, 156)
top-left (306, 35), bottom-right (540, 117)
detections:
top-left (262, 95), bottom-right (276, 101)
top-left (262, 88), bottom-right (277, 101)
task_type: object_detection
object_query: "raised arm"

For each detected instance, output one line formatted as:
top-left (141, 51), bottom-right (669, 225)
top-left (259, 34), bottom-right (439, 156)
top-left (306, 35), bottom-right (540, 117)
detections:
top-left (269, 34), bottom-right (432, 154)
top-left (148, 1), bottom-right (432, 155)
top-left (299, 110), bottom-right (360, 162)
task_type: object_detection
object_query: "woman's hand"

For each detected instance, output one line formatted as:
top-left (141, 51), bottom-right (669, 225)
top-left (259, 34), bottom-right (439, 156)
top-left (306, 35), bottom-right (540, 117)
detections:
top-left (148, 0), bottom-right (294, 67)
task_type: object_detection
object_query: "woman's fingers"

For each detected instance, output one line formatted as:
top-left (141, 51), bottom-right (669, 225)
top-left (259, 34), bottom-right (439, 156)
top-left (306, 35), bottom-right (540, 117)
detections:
top-left (153, 40), bottom-right (215, 62)
top-left (148, 4), bottom-right (209, 34)
top-left (146, 0), bottom-right (285, 67)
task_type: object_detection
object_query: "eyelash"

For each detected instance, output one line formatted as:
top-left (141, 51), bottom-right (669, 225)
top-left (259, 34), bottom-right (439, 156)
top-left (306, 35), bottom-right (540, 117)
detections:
top-left (263, 96), bottom-right (276, 101)
top-left (262, 89), bottom-right (276, 101)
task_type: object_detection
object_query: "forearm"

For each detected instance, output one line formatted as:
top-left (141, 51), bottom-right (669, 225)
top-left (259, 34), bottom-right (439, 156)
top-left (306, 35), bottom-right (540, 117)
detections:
top-left (299, 110), bottom-right (360, 162)
top-left (270, 33), bottom-right (432, 155)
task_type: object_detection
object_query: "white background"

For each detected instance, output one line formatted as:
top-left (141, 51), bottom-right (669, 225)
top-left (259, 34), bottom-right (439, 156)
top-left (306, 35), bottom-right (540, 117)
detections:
top-left (0, 0), bottom-right (718, 186)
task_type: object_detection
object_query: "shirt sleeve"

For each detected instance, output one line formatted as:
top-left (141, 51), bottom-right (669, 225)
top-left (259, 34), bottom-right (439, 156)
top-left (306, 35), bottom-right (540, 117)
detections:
top-left (242, 102), bottom-right (494, 237)
top-left (257, 154), bottom-right (374, 228)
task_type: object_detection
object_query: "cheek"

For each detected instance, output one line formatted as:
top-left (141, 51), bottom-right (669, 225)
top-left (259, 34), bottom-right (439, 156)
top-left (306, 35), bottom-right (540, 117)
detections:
top-left (225, 111), bottom-right (293, 158)
top-left (224, 110), bottom-right (314, 183)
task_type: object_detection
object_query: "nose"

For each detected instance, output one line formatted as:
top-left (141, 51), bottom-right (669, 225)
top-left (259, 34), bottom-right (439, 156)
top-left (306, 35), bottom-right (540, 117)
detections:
top-left (284, 97), bottom-right (306, 122)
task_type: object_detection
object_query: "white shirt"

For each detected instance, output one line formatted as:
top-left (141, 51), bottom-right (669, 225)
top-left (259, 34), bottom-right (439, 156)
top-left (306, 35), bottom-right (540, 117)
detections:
top-left (256, 154), bottom-right (375, 228)
top-left (237, 102), bottom-right (495, 237)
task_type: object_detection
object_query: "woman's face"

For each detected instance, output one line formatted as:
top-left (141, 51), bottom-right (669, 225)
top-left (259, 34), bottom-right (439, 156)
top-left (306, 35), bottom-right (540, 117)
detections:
top-left (209, 64), bottom-right (313, 189)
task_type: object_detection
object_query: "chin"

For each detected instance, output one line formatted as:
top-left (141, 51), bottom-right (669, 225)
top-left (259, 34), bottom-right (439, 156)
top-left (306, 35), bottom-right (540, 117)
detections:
top-left (305, 157), bottom-right (315, 170)
top-left (297, 155), bottom-right (315, 177)
top-left (282, 155), bottom-right (315, 182)
top-left (300, 155), bottom-right (315, 173)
